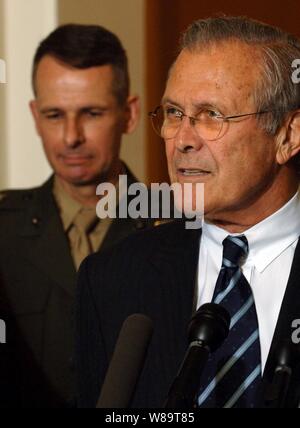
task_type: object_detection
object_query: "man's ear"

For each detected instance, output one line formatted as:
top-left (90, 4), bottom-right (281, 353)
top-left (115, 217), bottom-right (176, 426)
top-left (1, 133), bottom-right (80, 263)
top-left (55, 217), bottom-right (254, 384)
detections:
top-left (123, 95), bottom-right (140, 134)
top-left (29, 100), bottom-right (42, 136)
top-left (276, 111), bottom-right (300, 165)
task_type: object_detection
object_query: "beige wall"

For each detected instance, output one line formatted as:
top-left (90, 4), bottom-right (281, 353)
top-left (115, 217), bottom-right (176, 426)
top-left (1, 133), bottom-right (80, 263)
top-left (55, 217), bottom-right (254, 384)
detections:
top-left (0, 0), bottom-right (56, 189)
top-left (58, 0), bottom-right (146, 181)
top-left (0, 0), bottom-right (7, 185)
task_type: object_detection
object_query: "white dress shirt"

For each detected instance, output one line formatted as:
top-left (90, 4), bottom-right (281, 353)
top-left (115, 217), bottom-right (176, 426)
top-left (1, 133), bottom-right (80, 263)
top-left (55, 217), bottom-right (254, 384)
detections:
top-left (197, 192), bottom-right (300, 372)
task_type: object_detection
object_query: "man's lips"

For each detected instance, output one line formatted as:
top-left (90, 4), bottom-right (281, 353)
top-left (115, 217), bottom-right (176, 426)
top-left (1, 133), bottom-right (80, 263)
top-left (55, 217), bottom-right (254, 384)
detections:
top-left (60, 154), bottom-right (93, 165)
top-left (177, 168), bottom-right (211, 176)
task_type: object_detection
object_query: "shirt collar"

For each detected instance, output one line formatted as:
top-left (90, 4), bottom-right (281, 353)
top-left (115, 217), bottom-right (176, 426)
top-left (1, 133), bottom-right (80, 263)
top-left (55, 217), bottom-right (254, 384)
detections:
top-left (202, 192), bottom-right (300, 273)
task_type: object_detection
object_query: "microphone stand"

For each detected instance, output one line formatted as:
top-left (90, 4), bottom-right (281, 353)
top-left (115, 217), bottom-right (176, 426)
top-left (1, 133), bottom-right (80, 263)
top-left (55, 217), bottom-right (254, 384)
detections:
top-left (164, 303), bottom-right (230, 408)
top-left (164, 340), bottom-right (210, 408)
top-left (264, 340), bottom-right (300, 408)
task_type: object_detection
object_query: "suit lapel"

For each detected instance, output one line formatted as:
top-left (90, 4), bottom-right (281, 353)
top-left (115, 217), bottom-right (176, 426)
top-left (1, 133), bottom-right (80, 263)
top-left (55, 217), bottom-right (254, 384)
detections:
top-left (262, 237), bottom-right (300, 406)
top-left (19, 178), bottom-right (77, 297)
top-left (133, 222), bottom-right (202, 405)
top-left (149, 223), bottom-right (202, 350)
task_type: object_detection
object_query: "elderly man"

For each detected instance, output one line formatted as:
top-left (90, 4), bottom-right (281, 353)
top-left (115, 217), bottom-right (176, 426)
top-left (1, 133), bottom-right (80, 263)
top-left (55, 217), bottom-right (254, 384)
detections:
top-left (0, 24), bottom-right (153, 407)
top-left (76, 16), bottom-right (300, 408)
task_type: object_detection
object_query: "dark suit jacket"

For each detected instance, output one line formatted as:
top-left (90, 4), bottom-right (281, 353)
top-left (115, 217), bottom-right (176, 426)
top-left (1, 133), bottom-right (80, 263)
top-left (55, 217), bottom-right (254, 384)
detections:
top-left (76, 220), bottom-right (300, 408)
top-left (0, 277), bottom-right (18, 408)
top-left (0, 171), bottom-right (154, 408)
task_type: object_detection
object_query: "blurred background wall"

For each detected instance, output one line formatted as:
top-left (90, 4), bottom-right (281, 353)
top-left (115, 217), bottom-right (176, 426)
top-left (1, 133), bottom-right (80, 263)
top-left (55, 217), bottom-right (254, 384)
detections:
top-left (0, 0), bottom-right (146, 189)
top-left (58, 0), bottom-right (146, 183)
top-left (0, 0), bottom-right (6, 186)
top-left (1, 0), bottom-right (300, 189)
top-left (0, 0), bottom-right (56, 189)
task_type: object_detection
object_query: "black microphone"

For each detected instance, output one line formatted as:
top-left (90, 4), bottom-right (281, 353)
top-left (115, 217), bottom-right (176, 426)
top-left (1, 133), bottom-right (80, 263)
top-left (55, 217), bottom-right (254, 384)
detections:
top-left (164, 303), bottom-right (230, 408)
top-left (265, 340), bottom-right (300, 408)
top-left (97, 313), bottom-right (153, 408)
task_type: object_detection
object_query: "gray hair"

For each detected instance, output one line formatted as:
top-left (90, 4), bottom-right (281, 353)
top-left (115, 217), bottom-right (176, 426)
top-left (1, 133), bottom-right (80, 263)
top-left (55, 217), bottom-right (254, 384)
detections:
top-left (181, 16), bottom-right (300, 135)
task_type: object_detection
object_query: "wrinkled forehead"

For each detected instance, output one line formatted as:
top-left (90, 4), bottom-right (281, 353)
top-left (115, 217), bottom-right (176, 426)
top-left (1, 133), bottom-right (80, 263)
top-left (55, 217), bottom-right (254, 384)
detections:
top-left (164, 41), bottom-right (263, 111)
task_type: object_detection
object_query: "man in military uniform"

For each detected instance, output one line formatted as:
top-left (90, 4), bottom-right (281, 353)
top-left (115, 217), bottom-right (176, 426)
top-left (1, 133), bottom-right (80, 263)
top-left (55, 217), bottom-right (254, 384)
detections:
top-left (0, 24), bottom-right (153, 407)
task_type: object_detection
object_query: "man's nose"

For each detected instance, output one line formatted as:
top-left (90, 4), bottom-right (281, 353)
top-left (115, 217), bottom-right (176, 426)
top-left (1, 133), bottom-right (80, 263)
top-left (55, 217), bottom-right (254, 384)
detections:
top-left (63, 117), bottom-right (84, 148)
top-left (173, 116), bottom-right (203, 153)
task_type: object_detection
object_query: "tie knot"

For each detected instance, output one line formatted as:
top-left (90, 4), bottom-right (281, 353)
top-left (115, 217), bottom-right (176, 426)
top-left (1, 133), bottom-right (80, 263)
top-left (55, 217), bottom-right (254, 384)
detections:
top-left (73, 208), bottom-right (98, 233)
top-left (222, 235), bottom-right (248, 268)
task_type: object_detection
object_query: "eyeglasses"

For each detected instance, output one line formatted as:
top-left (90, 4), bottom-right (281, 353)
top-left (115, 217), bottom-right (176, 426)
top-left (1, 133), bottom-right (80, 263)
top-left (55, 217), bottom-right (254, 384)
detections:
top-left (148, 105), bottom-right (273, 141)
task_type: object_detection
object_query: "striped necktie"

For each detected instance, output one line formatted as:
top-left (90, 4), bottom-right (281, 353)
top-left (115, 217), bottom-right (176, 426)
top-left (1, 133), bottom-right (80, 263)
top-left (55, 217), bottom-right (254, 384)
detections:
top-left (198, 235), bottom-right (262, 408)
